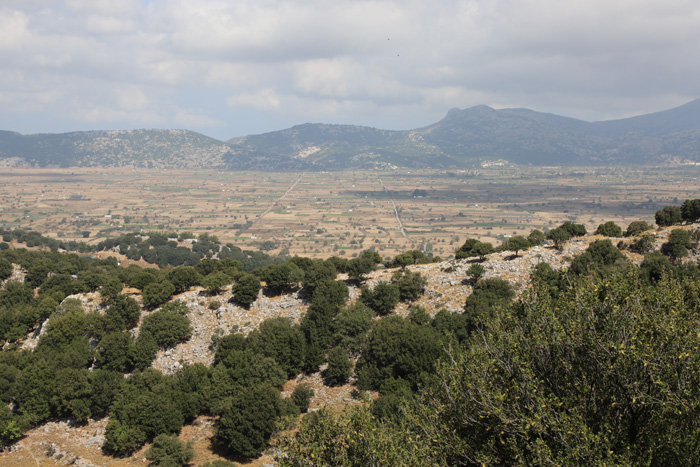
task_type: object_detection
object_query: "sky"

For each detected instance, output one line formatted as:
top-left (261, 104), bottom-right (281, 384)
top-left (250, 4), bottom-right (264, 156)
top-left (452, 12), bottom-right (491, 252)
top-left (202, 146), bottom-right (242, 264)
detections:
top-left (2, 0), bottom-right (700, 141)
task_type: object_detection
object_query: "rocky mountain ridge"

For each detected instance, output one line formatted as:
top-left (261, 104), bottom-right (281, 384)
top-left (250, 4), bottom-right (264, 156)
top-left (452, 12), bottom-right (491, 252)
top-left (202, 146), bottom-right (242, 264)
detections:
top-left (3, 100), bottom-right (700, 169)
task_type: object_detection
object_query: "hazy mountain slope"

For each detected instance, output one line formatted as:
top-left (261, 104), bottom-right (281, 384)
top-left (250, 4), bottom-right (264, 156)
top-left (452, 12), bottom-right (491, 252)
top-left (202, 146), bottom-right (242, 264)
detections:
top-left (0, 129), bottom-right (231, 168)
top-left (3, 100), bottom-right (700, 169)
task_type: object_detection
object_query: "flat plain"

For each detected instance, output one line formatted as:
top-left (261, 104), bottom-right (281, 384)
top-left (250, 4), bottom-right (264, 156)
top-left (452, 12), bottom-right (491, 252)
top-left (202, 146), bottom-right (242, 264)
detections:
top-left (1, 165), bottom-right (699, 259)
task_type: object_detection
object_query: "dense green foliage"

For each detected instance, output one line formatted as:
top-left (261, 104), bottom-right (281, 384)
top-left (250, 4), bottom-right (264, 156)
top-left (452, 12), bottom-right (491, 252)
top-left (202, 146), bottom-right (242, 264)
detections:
top-left (1, 208), bottom-right (699, 462)
top-left (282, 263), bottom-right (700, 466)
top-left (625, 220), bottom-right (653, 237)
top-left (232, 273), bottom-right (261, 307)
top-left (455, 238), bottom-right (494, 260)
top-left (594, 220), bottom-right (623, 237)
top-left (145, 434), bottom-right (195, 467)
top-left (324, 347), bottom-right (353, 386)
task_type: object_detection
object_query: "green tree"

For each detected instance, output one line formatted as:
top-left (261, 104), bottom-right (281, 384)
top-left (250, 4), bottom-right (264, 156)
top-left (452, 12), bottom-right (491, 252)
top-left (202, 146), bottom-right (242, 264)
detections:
top-left (105, 294), bottom-right (141, 330)
top-left (624, 220), bottom-right (653, 237)
top-left (201, 271), bottom-right (230, 295)
top-left (663, 228), bottom-right (691, 260)
top-left (465, 263), bottom-right (485, 283)
top-left (166, 266), bottom-right (202, 294)
top-left (332, 302), bottom-right (375, 355)
top-left (655, 205), bottom-right (682, 227)
top-left (0, 258), bottom-right (12, 281)
top-left (356, 316), bottom-right (445, 391)
top-left (393, 269), bottom-right (427, 301)
top-left (247, 317), bottom-right (305, 378)
top-left (232, 273), bottom-right (260, 307)
top-left (214, 384), bottom-right (283, 458)
top-left (546, 226), bottom-right (571, 249)
top-left (145, 434), bottom-right (195, 467)
top-left (473, 241), bottom-right (494, 260)
top-left (291, 383), bottom-right (314, 413)
top-left (300, 259), bottom-right (337, 293)
top-left (100, 277), bottom-right (123, 301)
top-left (503, 235), bottom-right (530, 256)
top-left (140, 307), bottom-right (192, 349)
top-left (594, 221), bottom-right (623, 237)
top-left (142, 281), bottom-right (176, 309)
top-left (360, 281), bottom-right (400, 316)
top-left (680, 198), bottom-right (700, 223)
top-left (464, 278), bottom-right (515, 327)
top-left (559, 220), bottom-right (587, 237)
top-left (346, 250), bottom-right (381, 282)
top-left (96, 332), bottom-right (135, 372)
top-left (324, 347), bottom-right (353, 386)
top-left (569, 239), bottom-right (626, 276)
top-left (527, 229), bottom-right (545, 246)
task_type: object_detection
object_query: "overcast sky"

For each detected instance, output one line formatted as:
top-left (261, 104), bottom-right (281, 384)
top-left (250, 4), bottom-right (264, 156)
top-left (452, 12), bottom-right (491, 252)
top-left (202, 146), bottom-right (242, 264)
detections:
top-left (2, 0), bottom-right (699, 140)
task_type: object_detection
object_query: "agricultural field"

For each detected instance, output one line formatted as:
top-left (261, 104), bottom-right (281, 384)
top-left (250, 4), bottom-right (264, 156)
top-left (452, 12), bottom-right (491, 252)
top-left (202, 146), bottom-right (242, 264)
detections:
top-left (1, 165), bottom-right (699, 259)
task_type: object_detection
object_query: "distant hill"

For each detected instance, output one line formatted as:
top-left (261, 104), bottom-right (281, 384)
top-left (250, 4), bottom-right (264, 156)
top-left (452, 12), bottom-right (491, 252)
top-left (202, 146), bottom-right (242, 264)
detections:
top-left (3, 100), bottom-right (700, 169)
top-left (0, 129), bottom-right (231, 168)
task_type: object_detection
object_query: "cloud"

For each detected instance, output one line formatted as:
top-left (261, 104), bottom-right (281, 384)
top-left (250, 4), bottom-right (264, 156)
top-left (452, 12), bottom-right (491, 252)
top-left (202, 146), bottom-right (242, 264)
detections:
top-left (1, 0), bottom-right (700, 138)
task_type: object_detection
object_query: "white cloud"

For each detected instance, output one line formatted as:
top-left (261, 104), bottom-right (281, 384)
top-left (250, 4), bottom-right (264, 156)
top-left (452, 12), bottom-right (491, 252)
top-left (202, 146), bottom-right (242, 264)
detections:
top-left (227, 89), bottom-right (282, 110)
top-left (1, 0), bottom-right (700, 138)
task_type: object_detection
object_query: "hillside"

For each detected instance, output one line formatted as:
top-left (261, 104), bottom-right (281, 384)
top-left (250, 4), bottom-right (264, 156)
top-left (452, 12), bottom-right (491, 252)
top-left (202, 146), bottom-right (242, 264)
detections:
top-left (0, 211), bottom-right (699, 465)
top-left (3, 100), bottom-right (700, 169)
top-left (0, 129), bottom-right (231, 168)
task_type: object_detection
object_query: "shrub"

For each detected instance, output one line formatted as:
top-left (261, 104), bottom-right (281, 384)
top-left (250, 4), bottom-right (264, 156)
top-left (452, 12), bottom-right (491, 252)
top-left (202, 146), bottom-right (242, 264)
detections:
top-left (291, 383), bottom-right (314, 413)
top-left (232, 273), bottom-right (260, 307)
top-left (142, 281), bottom-right (176, 309)
top-left (360, 282), bottom-right (400, 315)
top-left (140, 308), bottom-right (192, 349)
top-left (655, 205), bottom-right (682, 227)
top-left (145, 434), bottom-right (195, 467)
top-left (594, 221), bottom-right (623, 237)
top-left (624, 221), bottom-right (653, 237)
top-left (324, 347), bottom-right (353, 386)
top-left (214, 384), bottom-right (283, 458)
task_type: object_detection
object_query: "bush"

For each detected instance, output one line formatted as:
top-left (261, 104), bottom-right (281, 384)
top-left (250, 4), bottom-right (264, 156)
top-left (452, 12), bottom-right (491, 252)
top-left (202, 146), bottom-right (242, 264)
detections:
top-left (232, 273), bottom-right (260, 307)
top-left (291, 383), bottom-right (314, 413)
top-left (503, 235), bottom-right (530, 256)
top-left (594, 221), bottom-right (623, 237)
top-left (663, 228), bottom-right (691, 260)
top-left (324, 347), bottom-right (353, 386)
top-left (140, 307), bottom-right (192, 349)
top-left (142, 281), bottom-right (176, 309)
top-left (655, 205), bottom-right (682, 227)
top-left (392, 270), bottom-right (427, 301)
top-left (465, 263), bottom-right (485, 282)
top-left (464, 278), bottom-right (515, 323)
top-left (527, 229), bottom-right (545, 246)
top-left (680, 198), bottom-right (700, 223)
top-left (145, 434), bottom-right (195, 467)
top-left (356, 316), bottom-right (445, 391)
top-left (202, 271), bottom-right (230, 295)
top-left (630, 234), bottom-right (655, 253)
top-left (624, 221), bottom-right (653, 237)
top-left (360, 282), bottom-right (400, 315)
top-left (214, 384), bottom-right (283, 458)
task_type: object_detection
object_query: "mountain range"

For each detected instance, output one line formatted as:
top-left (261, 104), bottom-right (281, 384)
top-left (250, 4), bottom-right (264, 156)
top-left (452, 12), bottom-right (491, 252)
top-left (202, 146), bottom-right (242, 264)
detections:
top-left (2, 99), bottom-right (700, 170)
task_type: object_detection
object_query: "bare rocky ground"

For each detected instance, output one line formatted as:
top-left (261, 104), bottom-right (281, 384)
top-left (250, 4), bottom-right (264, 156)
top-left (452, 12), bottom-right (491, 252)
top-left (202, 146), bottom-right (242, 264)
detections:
top-left (1, 227), bottom-right (697, 466)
